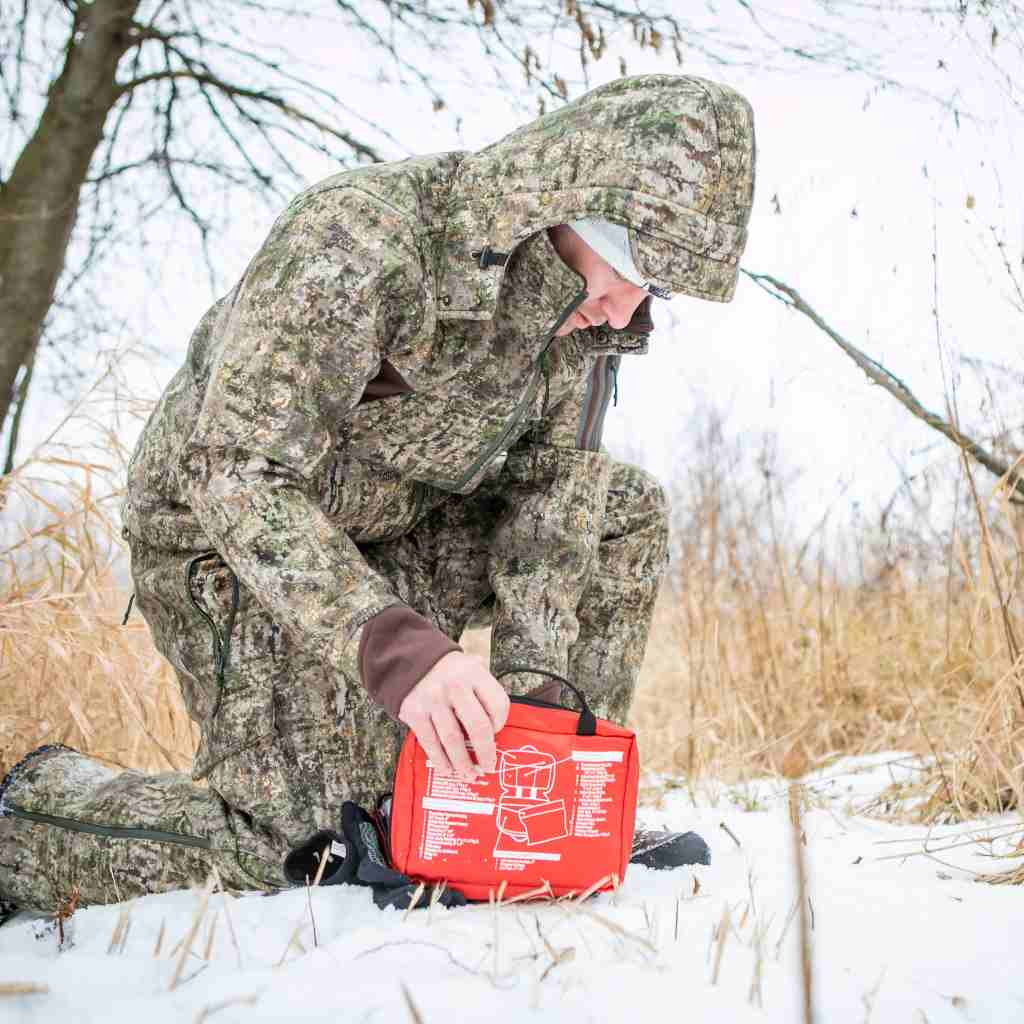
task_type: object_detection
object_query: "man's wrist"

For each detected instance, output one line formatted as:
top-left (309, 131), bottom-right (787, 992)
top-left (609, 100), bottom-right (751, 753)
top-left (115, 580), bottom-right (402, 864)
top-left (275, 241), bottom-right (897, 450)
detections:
top-left (358, 605), bottom-right (461, 719)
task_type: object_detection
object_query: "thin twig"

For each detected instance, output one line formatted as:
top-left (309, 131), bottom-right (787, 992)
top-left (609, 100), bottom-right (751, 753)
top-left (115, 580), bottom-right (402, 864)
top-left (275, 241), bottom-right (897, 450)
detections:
top-left (400, 982), bottom-right (424, 1024)
top-left (202, 910), bottom-right (219, 961)
top-left (502, 881), bottom-right (555, 905)
top-left (306, 881), bottom-right (318, 950)
top-left (0, 982), bottom-right (49, 996)
top-left (720, 821), bottom-right (742, 848)
top-left (574, 873), bottom-right (613, 903)
top-left (402, 882), bottom-right (426, 922)
top-left (170, 877), bottom-right (215, 990)
top-left (571, 906), bottom-right (658, 955)
top-left (276, 923), bottom-right (306, 967)
top-left (354, 940), bottom-right (482, 976)
top-left (107, 905), bottom-right (132, 955)
top-left (211, 867), bottom-right (242, 969)
top-left (743, 270), bottom-right (1024, 502)
top-left (710, 903), bottom-right (731, 985)
top-left (194, 993), bottom-right (259, 1023)
top-left (788, 784), bottom-right (815, 1024)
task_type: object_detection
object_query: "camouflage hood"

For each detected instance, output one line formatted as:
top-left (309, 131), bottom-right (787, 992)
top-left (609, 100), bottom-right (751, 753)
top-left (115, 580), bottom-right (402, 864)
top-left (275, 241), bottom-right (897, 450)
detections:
top-left (439, 73), bottom-right (756, 320)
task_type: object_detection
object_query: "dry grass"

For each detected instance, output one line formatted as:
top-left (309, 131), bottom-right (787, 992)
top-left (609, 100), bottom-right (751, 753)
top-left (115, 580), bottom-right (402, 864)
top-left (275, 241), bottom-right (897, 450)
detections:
top-left (631, 558), bottom-right (1024, 820)
top-left (1, 561), bottom-right (196, 777)
top-left (0, 402), bottom-right (196, 779)
top-left (2, 403), bottom-right (1022, 886)
top-left (473, 556), bottom-right (1024, 830)
top-left (622, 408), bottom-right (1023, 835)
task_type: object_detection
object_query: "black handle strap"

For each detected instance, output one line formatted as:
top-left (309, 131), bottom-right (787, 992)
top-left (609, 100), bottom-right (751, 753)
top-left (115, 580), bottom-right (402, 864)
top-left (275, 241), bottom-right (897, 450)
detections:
top-left (496, 666), bottom-right (597, 737)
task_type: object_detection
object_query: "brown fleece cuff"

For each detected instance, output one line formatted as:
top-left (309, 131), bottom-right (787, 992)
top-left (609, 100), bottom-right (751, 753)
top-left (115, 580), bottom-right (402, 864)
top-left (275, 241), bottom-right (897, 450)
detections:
top-left (358, 605), bottom-right (461, 719)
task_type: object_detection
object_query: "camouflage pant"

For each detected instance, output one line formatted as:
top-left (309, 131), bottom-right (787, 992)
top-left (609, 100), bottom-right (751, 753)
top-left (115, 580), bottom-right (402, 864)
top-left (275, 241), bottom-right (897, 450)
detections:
top-left (0, 460), bottom-right (668, 912)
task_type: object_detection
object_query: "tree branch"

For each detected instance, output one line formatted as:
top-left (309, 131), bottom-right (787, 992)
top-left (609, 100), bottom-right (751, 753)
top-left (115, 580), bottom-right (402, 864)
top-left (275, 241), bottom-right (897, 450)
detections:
top-left (115, 67), bottom-right (382, 162)
top-left (743, 269), bottom-right (1024, 502)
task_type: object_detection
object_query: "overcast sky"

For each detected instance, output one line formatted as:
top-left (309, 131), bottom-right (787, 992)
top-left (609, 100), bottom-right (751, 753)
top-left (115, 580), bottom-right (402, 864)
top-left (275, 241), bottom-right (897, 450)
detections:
top-left (13, 2), bottom-right (1023, 548)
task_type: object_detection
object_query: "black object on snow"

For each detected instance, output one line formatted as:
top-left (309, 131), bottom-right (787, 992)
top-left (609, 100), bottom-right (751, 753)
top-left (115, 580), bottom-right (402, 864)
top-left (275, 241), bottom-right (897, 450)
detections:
top-left (630, 827), bottom-right (712, 869)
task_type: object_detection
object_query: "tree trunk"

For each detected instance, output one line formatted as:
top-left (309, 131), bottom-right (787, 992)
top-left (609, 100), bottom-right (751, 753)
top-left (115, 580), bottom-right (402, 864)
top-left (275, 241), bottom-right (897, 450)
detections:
top-left (0, 0), bottom-right (140, 442)
top-left (3, 339), bottom-right (37, 474)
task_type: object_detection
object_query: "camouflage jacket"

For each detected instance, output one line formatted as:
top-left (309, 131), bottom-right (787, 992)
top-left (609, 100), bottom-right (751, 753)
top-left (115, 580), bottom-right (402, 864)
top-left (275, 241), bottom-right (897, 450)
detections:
top-left (123, 73), bottom-right (755, 704)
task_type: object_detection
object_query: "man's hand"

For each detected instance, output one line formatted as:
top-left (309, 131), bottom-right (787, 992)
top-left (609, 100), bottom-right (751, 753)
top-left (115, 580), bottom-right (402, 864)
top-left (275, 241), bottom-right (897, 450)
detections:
top-left (398, 652), bottom-right (510, 781)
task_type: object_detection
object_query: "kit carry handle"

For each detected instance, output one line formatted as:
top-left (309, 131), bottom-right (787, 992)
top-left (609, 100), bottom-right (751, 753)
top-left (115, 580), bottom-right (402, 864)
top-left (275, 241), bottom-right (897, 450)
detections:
top-left (496, 666), bottom-right (597, 737)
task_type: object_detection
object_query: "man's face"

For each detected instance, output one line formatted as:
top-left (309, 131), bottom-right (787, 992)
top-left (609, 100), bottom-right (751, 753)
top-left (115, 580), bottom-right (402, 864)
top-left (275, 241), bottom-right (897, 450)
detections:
top-left (548, 224), bottom-right (649, 337)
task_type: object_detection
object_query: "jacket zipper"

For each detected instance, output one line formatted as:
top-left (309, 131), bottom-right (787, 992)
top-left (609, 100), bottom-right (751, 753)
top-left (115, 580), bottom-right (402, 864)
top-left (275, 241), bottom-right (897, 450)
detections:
top-left (4, 804), bottom-right (213, 849)
top-left (450, 286), bottom-right (587, 492)
top-left (449, 374), bottom-right (543, 492)
top-left (509, 695), bottom-right (565, 710)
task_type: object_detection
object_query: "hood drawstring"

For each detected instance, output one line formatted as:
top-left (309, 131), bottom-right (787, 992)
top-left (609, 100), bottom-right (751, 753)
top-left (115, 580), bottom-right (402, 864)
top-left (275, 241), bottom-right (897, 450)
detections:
top-left (541, 352), bottom-right (553, 423)
top-left (186, 552), bottom-right (241, 717)
top-left (612, 358), bottom-right (620, 407)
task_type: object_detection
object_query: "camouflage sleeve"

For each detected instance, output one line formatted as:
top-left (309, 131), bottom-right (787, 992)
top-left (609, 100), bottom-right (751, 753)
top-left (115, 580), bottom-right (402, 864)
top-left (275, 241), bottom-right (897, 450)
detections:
top-left (178, 188), bottom-right (422, 689)
top-left (487, 355), bottom-right (619, 696)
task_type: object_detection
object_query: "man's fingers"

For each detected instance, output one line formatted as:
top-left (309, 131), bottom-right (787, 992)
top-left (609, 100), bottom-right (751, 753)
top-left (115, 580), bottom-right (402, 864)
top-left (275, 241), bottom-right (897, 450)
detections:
top-left (453, 689), bottom-right (497, 774)
top-left (410, 716), bottom-right (454, 777)
top-left (474, 679), bottom-right (511, 735)
top-left (431, 706), bottom-right (476, 780)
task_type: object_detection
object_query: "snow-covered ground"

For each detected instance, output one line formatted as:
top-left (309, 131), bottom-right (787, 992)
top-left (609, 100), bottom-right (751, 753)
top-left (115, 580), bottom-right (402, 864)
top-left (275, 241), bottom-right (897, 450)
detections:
top-left (2, 754), bottom-right (1021, 1023)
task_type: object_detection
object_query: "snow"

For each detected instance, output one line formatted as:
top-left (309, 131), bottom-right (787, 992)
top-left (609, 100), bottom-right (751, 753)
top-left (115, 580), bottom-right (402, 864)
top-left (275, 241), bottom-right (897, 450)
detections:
top-left (2, 755), bottom-right (1021, 1023)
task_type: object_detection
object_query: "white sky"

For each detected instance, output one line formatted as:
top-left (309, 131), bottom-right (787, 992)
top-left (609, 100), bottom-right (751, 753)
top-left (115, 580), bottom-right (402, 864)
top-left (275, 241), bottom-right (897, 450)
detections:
top-left (14, 2), bottom-right (1024, 546)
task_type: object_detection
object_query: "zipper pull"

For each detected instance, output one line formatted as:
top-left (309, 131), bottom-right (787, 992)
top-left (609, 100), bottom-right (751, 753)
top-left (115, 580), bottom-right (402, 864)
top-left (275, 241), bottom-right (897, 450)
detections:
top-left (470, 246), bottom-right (509, 269)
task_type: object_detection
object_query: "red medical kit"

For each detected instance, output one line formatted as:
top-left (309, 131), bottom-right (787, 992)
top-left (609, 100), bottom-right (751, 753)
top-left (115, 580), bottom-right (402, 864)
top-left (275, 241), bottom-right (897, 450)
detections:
top-left (389, 672), bottom-right (640, 901)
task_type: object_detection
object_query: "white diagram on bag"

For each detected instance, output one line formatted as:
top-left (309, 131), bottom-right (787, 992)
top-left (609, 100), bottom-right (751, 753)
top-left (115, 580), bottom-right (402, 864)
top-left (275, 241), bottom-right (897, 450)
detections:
top-left (494, 745), bottom-right (568, 851)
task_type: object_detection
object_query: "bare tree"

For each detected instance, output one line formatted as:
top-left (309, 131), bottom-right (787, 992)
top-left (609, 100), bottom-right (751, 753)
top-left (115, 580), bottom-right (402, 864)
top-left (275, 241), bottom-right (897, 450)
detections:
top-left (0, 0), bottom-right (672, 463)
top-left (0, 0), bottom-right (1016, 467)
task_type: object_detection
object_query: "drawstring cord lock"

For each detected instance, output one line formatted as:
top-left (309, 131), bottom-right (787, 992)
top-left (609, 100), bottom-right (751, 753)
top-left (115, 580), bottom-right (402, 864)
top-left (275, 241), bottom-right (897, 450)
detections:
top-left (470, 246), bottom-right (509, 270)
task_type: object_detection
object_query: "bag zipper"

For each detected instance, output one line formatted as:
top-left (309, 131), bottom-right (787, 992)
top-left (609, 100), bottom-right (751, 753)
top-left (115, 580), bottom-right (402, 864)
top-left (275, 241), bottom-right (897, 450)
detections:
top-left (4, 804), bottom-right (213, 849)
top-left (509, 695), bottom-right (566, 710)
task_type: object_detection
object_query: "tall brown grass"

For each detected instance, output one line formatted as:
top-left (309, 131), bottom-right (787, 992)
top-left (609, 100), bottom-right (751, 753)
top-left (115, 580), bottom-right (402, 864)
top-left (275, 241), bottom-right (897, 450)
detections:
top-left (3, 402), bottom-right (1021, 884)
top-left (0, 400), bottom-right (196, 779)
top-left (630, 409), bottom-right (1024, 829)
